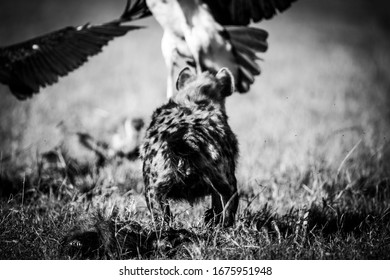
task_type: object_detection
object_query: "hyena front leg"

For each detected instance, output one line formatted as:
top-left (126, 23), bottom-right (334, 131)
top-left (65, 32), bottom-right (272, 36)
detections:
top-left (204, 192), bottom-right (223, 226)
top-left (223, 190), bottom-right (239, 227)
top-left (159, 197), bottom-right (172, 225)
top-left (208, 182), bottom-right (238, 227)
top-left (145, 186), bottom-right (172, 226)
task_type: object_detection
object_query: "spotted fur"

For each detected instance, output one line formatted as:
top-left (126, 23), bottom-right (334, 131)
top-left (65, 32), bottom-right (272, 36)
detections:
top-left (140, 68), bottom-right (239, 227)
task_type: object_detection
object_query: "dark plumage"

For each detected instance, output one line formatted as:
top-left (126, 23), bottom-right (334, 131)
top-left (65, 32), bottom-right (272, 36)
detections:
top-left (204, 0), bottom-right (297, 25)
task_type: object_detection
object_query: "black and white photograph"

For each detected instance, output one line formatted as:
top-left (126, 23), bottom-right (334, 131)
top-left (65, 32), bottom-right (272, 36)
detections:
top-left (0, 0), bottom-right (389, 265)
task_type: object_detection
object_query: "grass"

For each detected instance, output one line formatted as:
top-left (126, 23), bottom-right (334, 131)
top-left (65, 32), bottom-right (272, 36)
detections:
top-left (1, 0), bottom-right (390, 259)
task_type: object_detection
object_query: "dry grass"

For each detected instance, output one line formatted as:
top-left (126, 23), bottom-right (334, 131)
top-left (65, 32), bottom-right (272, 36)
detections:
top-left (1, 0), bottom-right (390, 259)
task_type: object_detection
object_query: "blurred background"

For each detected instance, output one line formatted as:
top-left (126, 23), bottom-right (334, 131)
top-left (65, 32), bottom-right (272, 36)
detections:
top-left (0, 0), bottom-right (390, 210)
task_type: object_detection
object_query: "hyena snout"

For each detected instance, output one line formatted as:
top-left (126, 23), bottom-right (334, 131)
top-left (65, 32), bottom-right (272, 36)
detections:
top-left (141, 67), bottom-right (239, 227)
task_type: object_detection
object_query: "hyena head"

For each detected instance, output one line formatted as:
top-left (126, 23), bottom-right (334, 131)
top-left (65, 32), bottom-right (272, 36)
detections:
top-left (174, 67), bottom-right (235, 109)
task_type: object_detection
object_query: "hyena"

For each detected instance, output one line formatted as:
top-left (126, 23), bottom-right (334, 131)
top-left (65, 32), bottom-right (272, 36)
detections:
top-left (140, 67), bottom-right (239, 227)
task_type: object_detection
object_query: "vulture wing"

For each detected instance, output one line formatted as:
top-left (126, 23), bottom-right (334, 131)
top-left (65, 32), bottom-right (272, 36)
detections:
top-left (0, 0), bottom-right (150, 100)
top-left (203, 0), bottom-right (297, 25)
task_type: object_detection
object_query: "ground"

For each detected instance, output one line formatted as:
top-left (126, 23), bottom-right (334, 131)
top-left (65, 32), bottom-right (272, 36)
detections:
top-left (0, 0), bottom-right (390, 259)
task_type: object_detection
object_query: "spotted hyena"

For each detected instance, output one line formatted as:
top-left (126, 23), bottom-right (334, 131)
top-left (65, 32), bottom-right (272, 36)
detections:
top-left (140, 67), bottom-right (239, 227)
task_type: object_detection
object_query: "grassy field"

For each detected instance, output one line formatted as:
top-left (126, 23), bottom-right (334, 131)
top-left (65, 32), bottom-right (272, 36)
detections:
top-left (1, 0), bottom-right (390, 259)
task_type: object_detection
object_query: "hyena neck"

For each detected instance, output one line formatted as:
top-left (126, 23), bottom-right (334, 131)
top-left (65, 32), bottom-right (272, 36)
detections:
top-left (172, 96), bottom-right (227, 114)
top-left (191, 101), bottom-right (229, 124)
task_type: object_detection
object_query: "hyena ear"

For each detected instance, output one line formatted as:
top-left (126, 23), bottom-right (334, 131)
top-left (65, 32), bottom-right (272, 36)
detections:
top-left (216, 68), bottom-right (235, 97)
top-left (176, 67), bottom-right (195, 91)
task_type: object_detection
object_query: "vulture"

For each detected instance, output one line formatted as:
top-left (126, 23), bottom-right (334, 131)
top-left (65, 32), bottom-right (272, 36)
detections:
top-left (0, 0), bottom-right (297, 100)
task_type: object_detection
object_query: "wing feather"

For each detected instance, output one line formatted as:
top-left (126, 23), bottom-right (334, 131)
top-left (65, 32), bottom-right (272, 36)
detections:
top-left (36, 53), bottom-right (60, 84)
top-left (19, 60), bottom-right (39, 92)
top-left (29, 56), bottom-right (48, 85)
top-left (203, 0), bottom-right (297, 25)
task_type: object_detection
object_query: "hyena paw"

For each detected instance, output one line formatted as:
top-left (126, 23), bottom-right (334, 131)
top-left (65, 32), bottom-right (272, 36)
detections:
top-left (204, 209), bottom-right (235, 227)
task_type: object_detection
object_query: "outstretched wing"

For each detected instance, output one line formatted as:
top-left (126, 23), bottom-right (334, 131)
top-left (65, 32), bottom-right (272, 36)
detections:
top-left (0, 24), bottom-right (141, 99)
top-left (0, 0), bottom-right (150, 100)
top-left (203, 0), bottom-right (297, 25)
